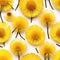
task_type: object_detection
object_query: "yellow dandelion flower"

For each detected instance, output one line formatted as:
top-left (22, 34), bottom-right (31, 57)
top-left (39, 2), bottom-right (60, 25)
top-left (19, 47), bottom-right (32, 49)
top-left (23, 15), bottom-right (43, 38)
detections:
top-left (21, 53), bottom-right (41, 60)
top-left (10, 39), bottom-right (27, 60)
top-left (20, 0), bottom-right (43, 22)
top-left (39, 42), bottom-right (55, 60)
top-left (0, 0), bottom-right (13, 12)
top-left (12, 16), bottom-right (28, 33)
top-left (12, 16), bottom-right (28, 40)
top-left (26, 25), bottom-right (45, 46)
top-left (0, 49), bottom-right (13, 60)
top-left (52, 50), bottom-right (60, 60)
top-left (40, 10), bottom-right (55, 26)
top-left (39, 10), bottom-right (55, 39)
top-left (0, 0), bottom-right (14, 22)
top-left (5, 12), bottom-right (15, 22)
top-left (0, 22), bottom-right (11, 46)
top-left (50, 22), bottom-right (60, 43)
top-left (52, 0), bottom-right (60, 10)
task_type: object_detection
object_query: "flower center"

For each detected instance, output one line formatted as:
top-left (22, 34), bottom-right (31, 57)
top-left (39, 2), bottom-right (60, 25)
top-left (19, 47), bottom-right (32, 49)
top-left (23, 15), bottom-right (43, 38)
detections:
top-left (26, 0), bottom-right (36, 11)
top-left (32, 33), bottom-right (40, 40)
top-left (44, 15), bottom-right (51, 24)
top-left (0, 0), bottom-right (8, 6)
top-left (15, 46), bottom-right (20, 51)
top-left (16, 23), bottom-right (23, 31)
top-left (0, 28), bottom-right (5, 38)
top-left (7, 12), bottom-right (12, 16)
top-left (45, 18), bottom-right (49, 22)
top-left (56, 28), bottom-right (60, 38)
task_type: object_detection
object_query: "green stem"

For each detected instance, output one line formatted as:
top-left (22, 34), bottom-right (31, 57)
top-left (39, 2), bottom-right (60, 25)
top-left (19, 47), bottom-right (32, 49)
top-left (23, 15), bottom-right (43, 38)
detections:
top-left (46, 22), bottom-right (50, 39)
top-left (56, 44), bottom-right (60, 47)
top-left (15, 0), bottom-right (20, 10)
top-left (48, 53), bottom-right (50, 60)
top-left (0, 46), bottom-right (3, 48)
top-left (12, 27), bottom-right (17, 33)
top-left (19, 32), bottom-right (25, 40)
top-left (0, 42), bottom-right (5, 48)
top-left (18, 50), bottom-right (20, 60)
top-left (44, 54), bottom-right (46, 60)
top-left (44, 53), bottom-right (50, 60)
top-left (35, 48), bottom-right (39, 53)
top-left (31, 11), bottom-right (33, 23)
top-left (31, 17), bottom-right (33, 23)
top-left (18, 55), bottom-right (20, 60)
top-left (45, 0), bottom-right (47, 8)
top-left (15, 31), bottom-right (19, 38)
top-left (8, 3), bottom-right (14, 10)
top-left (48, 0), bottom-right (54, 10)
top-left (0, 9), bottom-right (3, 23)
top-left (3, 42), bottom-right (5, 47)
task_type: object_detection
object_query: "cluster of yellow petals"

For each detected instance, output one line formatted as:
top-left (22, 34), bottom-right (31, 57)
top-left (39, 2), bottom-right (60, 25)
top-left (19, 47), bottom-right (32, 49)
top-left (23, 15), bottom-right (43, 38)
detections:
top-left (0, 49), bottom-right (13, 60)
top-left (10, 39), bottom-right (27, 56)
top-left (50, 22), bottom-right (60, 43)
top-left (52, 0), bottom-right (60, 10)
top-left (26, 25), bottom-right (45, 45)
top-left (12, 16), bottom-right (28, 33)
top-left (39, 10), bottom-right (55, 26)
top-left (20, 0), bottom-right (43, 18)
top-left (0, 22), bottom-right (11, 43)
top-left (39, 42), bottom-right (56, 57)
top-left (0, 0), bottom-right (13, 11)
top-left (21, 53), bottom-right (41, 60)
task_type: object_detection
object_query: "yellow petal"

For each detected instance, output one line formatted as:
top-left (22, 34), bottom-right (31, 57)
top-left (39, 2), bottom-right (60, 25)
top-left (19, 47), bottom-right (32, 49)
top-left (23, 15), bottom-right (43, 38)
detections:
top-left (52, 50), bottom-right (60, 60)
top-left (0, 49), bottom-right (13, 60)
top-left (21, 53), bottom-right (41, 60)
top-left (50, 22), bottom-right (60, 43)
top-left (0, 22), bottom-right (11, 43)
top-left (52, 0), bottom-right (60, 10)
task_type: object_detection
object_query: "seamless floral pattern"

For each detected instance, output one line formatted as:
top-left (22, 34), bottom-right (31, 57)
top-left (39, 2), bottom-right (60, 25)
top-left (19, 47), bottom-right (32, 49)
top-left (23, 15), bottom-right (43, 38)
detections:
top-left (0, 0), bottom-right (60, 60)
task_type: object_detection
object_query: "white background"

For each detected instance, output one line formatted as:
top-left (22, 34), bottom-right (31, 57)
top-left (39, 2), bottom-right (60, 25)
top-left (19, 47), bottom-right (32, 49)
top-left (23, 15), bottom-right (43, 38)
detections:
top-left (1, 0), bottom-right (60, 60)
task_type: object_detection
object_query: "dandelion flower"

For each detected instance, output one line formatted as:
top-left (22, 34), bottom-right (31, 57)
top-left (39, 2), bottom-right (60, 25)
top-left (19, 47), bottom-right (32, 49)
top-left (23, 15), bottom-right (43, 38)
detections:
top-left (0, 0), bottom-right (14, 22)
top-left (5, 12), bottom-right (15, 22)
top-left (52, 50), bottom-right (60, 60)
top-left (39, 42), bottom-right (56, 60)
top-left (10, 39), bottom-right (27, 60)
top-left (20, 0), bottom-right (43, 22)
top-left (12, 16), bottom-right (28, 40)
top-left (52, 0), bottom-right (60, 10)
top-left (50, 22), bottom-right (60, 46)
top-left (39, 10), bottom-right (55, 39)
top-left (0, 22), bottom-right (11, 46)
top-left (21, 53), bottom-right (41, 60)
top-left (0, 49), bottom-right (13, 60)
top-left (0, 0), bottom-right (13, 11)
top-left (26, 25), bottom-right (45, 46)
